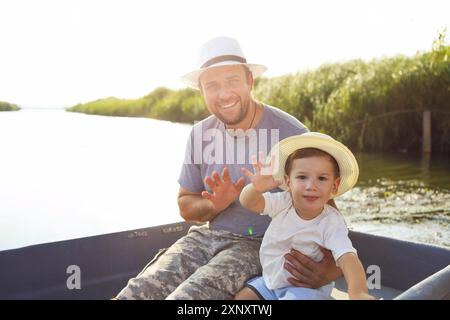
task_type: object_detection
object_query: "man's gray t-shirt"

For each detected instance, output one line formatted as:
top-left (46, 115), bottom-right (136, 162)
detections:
top-left (178, 104), bottom-right (308, 237)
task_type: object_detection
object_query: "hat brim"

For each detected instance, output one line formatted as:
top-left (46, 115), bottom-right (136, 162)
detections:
top-left (267, 133), bottom-right (359, 198)
top-left (181, 62), bottom-right (267, 90)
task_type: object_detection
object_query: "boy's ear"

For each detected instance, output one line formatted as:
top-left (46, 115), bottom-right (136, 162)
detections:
top-left (332, 177), bottom-right (341, 194)
top-left (284, 174), bottom-right (291, 191)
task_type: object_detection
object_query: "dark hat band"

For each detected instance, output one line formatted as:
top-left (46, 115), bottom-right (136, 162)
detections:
top-left (201, 55), bottom-right (247, 68)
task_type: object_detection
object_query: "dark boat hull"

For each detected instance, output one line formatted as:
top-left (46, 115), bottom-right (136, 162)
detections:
top-left (1, 221), bottom-right (449, 300)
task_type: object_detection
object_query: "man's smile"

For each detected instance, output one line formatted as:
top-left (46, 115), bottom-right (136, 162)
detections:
top-left (219, 101), bottom-right (238, 110)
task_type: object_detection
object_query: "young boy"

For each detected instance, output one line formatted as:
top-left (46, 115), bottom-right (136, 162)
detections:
top-left (235, 132), bottom-right (374, 300)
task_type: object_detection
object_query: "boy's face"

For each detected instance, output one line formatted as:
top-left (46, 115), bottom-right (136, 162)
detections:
top-left (285, 156), bottom-right (340, 218)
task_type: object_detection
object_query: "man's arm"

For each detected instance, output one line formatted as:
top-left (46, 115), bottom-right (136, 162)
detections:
top-left (178, 187), bottom-right (219, 223)
top-left (178, 167), bottom-right (246, 223)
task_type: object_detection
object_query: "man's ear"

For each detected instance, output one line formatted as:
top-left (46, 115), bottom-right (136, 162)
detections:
top-left (198, 83), bottom-right (208, 104)
top-left (246, 69), bottom-right (254, 89)
top-left (198, 79), bottom-right (204, 94)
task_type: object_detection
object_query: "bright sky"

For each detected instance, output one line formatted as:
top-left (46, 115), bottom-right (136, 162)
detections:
top-left (0, 0), bottom-right (448, 108)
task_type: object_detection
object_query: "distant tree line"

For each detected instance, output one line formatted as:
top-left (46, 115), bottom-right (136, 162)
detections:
top-left (0, 101), bottom-right (19, 111)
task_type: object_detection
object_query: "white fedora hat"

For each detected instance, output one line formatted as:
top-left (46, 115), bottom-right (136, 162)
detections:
top-left (181, 36), bottom-right (267, 90)
top-left (267, 132), bottom-right (359, 198)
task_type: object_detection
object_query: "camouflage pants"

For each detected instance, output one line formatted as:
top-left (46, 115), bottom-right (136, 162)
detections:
top-left (115, 224), bottom-right (263, 300)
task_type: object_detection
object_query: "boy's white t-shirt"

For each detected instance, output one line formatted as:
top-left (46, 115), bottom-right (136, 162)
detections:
top-left (260, 191), bottom-right (357, 290)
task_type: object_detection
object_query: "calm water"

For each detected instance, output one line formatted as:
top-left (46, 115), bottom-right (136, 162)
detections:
top-left (1, 109), bottom-right (449, 250)
top-left (342, 151), bottom-right (450, 248)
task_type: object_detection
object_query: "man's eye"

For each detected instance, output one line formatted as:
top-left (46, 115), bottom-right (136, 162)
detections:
top-left (206, 84), bottom-right (218, 91)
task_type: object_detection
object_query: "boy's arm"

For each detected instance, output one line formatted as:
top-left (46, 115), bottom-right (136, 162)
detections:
top-left (338, 253), bottom-right (375, 300)
top-left (239, 153), bottom-right (283, 213)
top-left (239, 184), bottom-right (265, 213)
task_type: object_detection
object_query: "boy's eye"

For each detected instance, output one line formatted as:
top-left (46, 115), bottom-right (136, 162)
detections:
top-left (319, 176), bottom-right (328, 181)
top-left (296, 175), bottom-right (306, 180)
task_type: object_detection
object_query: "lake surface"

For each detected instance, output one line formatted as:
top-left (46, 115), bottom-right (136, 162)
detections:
top-left (1, 109), bottom-right (449, 250)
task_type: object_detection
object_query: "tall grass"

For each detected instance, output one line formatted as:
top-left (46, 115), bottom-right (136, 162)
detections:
top-left (254, 42), bottom-right (450, 152)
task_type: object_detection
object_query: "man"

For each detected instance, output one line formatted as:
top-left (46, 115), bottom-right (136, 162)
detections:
top-left (116, 36), bottom-right (342, 300)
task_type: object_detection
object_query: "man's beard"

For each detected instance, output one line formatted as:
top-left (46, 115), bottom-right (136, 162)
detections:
top-left (216, 100), bottom-right (249, 126)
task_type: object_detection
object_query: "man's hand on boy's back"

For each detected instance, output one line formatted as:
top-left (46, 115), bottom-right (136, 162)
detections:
top-left (284, 246), bottom-right (343, 288)
top-left (201, 166), bottom-right (246, 213)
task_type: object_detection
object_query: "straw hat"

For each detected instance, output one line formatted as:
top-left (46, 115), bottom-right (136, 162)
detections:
top-left (181, 36), bottom-right (267, 89)
top-left (267, 132), bottom-right (359, 198)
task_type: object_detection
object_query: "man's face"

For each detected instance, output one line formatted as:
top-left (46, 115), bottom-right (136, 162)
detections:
top-left (199, 65), bottom-right (254, 126)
